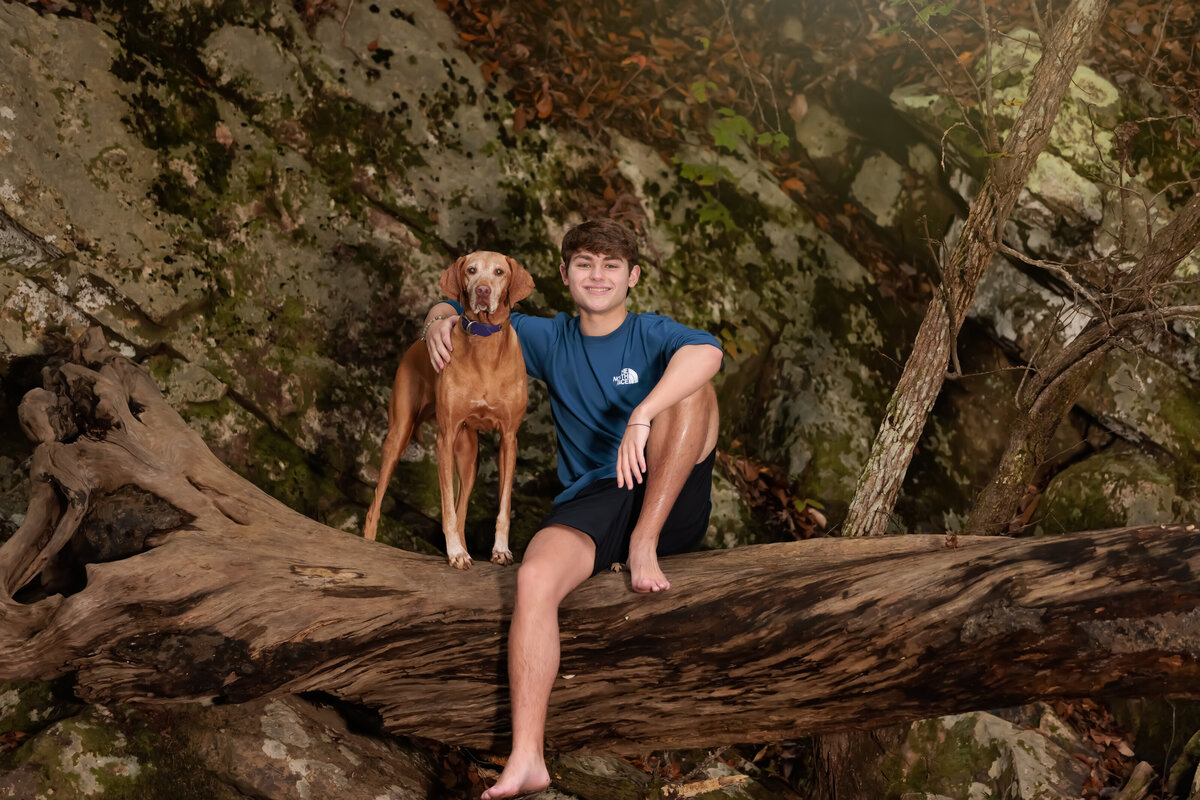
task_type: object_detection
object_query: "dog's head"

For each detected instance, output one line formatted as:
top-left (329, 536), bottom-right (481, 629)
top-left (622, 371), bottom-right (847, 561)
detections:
top-left (439, 251), bottom-right (534, 317)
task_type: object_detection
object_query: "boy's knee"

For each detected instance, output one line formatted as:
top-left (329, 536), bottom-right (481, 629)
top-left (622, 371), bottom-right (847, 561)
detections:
top-left (657, 383), bottom-right (717, 428)
top-left (516, 557), bottom-right (578, 603)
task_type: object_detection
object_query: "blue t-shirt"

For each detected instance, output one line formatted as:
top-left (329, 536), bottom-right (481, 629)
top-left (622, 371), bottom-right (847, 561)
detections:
top-left (512, 311), bottom-right (720, 502)
top-left (445, 303), bottom-right (720, 502)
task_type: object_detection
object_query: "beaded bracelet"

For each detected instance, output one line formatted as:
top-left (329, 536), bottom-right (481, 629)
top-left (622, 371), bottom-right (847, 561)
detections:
top-left (421, 315), bottom-right (447, 340)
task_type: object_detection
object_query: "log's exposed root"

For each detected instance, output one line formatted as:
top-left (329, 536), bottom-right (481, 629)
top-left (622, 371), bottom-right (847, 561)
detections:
top-left (2, 328), bottom-right (1200, 755)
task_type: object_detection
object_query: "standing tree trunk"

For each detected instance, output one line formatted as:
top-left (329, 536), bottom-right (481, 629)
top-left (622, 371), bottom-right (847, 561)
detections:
top-left (967, 191), bottom-right (1200, 535)
top-left (4, 329), bottom-right (1200, 754)
top-left (842, 0), bottom-right (1111, 537)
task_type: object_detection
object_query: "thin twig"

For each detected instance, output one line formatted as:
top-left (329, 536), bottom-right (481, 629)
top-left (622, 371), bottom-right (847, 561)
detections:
top-left (1144, 0), bottom-right (1173, 83)
top-left (978, 0), bottom-right (999, 152)
top-left (922, 216), bottom-right (963, 378)
top-left (998, 243), bottom-right (1103, 312)
top-left (717, 0), bottom-right (784, 133)
top-left (902, 30), bottom-right (988, 152)
top-left (1030, 0), bottom-right (1048, 41)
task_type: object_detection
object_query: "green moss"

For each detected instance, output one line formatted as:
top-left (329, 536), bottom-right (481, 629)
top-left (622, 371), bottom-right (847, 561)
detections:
top-left (241, 423), bottom-right (340, 517)
top-left (12, 706), bottom-right (242, 800)
top-left (883, 716), bottom-right (1005, 798)
top-left (0, 679), bottom-right (79, 742)
top-left (1039, 446), bottom-right (1176, 534)
top-left (1157, 385), bottom-right (1200, 459)
top-left (301, 90), bottom-right (423, 221)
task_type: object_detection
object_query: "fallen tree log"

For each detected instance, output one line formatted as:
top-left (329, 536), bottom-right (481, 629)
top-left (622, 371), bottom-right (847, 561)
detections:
top-left (2, 329), bottom-right (1200, 753)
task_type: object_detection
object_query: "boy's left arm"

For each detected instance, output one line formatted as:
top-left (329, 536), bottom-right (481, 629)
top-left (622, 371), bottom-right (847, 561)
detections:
top-left (616, 343), bottom-right (723, 488)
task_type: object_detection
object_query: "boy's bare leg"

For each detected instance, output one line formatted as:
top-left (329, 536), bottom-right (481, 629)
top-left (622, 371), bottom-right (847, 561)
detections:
top-left (627, 383), bottom-right (719, 593)
top-left (481, 525), bottom-right (596, 800)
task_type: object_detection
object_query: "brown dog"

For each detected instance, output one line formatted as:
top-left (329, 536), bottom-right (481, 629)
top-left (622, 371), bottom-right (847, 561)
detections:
top-left (364, 251), bottom-right (533, 568)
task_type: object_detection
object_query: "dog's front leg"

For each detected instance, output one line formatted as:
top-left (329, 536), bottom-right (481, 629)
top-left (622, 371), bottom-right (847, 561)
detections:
top-left (491, 428), bottom-right (517, 565)
top-left (437, 426), bottom-right (472, 569)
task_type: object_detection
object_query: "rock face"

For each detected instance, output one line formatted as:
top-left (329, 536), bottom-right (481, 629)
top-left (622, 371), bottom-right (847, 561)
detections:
top-left (884, 710), bottom-right (1094, 800)
top-left (0, 687), bottom-right (438, 799)
top-left (3, 0), bottom-right (1200, 797)
top-left (4, 1), bottom-right (1196, 543)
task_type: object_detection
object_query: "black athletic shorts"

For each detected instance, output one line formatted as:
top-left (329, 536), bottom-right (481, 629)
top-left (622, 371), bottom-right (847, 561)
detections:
top-left (541, 448), bottom-right (716, 576)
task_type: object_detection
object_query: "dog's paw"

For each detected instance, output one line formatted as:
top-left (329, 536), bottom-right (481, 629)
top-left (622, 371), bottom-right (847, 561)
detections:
top-left (448, 551), bottom-right (473, 569)
top-left (491, 548), bottom-right (514, 566)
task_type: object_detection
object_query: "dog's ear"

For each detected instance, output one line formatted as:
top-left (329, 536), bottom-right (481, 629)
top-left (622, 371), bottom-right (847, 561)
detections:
top-left (505, 257), bottom-right (535, 306)
top-left (439, 257), bottom-right (466, 302)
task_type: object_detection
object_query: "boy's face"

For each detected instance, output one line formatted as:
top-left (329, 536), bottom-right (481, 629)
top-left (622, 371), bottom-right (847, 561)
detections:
top-left (560, 250), bottom-right (640, 316)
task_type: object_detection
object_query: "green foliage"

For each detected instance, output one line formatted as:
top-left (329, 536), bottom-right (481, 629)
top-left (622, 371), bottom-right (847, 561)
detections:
top-left (710, 107), bottom-right (757, 152)
top-left (697, 191), bottom-right (739, 231)
top-left (689, 79), bottom-right (717, 104)
top-left (672, 157), bottom-right (733, 187)
top-left (705, 108), bottom-right (788, 156)
top-left (879, 0), bottom-right (958, 35)
top-left (757, 130), bottom-right (791, 153)
top-left (671, 79), bottom-right (792, 233)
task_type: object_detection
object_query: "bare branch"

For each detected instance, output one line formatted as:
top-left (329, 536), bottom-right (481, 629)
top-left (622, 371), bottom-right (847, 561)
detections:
top-left (998, 243), bottom-right (1104, 312)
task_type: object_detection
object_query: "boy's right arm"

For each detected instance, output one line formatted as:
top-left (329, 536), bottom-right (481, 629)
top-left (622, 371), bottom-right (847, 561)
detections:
top-left (423, 301), bottom-right (460, 372)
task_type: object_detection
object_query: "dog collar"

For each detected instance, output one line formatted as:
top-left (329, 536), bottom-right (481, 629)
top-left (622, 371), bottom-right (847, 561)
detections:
top-left (461, 316), bottom-right (503, 337)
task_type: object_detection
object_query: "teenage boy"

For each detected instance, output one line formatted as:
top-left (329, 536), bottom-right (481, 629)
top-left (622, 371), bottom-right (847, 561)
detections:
top-left (423, 219), bottom-right (722, 799)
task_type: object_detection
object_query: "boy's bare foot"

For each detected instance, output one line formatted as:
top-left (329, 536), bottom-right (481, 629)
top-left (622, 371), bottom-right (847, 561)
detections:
top-left (627, 548), bottom-right (670, 593)
top-left (480, 754), bottom-right (551, 800)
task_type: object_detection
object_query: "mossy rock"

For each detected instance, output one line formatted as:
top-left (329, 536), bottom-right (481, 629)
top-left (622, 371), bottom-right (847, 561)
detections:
top-left (548, 754), bottom-right (652, 800)
top-left (0, 680), bottom-right (80, 740)
top-left (1037, 445), bottom-right (1179, 535)
top-left (882, 711), bottom-right (1090, 800)
top-left (1, 704), bottom-right (238, 800)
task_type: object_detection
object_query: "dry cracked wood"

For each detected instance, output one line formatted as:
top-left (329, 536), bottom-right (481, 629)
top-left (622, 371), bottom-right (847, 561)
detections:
top-left (1, 328), bottom-right (1199, 753)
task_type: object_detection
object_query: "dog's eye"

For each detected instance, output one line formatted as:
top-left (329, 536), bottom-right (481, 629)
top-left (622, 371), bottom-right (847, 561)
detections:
top-left (467, 267), bottom-right (476, 274)
top-left (495, 268), bottom-right (503, 276)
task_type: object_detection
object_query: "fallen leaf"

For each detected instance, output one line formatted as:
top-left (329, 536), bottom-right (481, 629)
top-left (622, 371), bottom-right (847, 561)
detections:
top-left (788, 93), bottom-right (808, 124)
top-left (214, 122), bottom-right (233, 149)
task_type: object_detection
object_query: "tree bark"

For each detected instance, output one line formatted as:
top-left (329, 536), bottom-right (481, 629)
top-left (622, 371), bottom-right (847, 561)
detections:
top-left (3, 330), bottom-right (1200, 755)
top-left (967, 191), bottom-right (1200, 535)
top-left (842, 0), bottom-right (1110, 536)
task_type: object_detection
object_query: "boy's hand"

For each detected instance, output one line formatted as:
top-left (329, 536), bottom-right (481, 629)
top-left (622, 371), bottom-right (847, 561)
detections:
top-left (616, 421), bottom-right (650, 489)
top-left (426, 314), bottom-right (460, 372)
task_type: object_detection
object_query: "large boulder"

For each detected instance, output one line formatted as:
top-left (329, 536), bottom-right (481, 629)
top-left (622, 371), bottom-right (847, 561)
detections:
top-left (0, 696), bottom-right (439, 799)
top-left (882, 709), bottom-right (1093, 799)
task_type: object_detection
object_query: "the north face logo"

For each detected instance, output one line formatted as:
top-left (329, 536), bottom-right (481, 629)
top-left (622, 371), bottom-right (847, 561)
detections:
top-left (613, 368), bottom-right (639, 386)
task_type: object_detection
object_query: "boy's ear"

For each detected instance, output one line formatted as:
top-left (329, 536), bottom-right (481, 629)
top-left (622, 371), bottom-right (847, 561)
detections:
top-left (505, 257), bottom-right (535, 305)
top-left (439, 257), bottom-right (466, 302)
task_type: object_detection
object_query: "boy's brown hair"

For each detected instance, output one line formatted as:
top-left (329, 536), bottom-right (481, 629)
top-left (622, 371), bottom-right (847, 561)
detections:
top-left (560, 219), bottom-right (640, 267)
